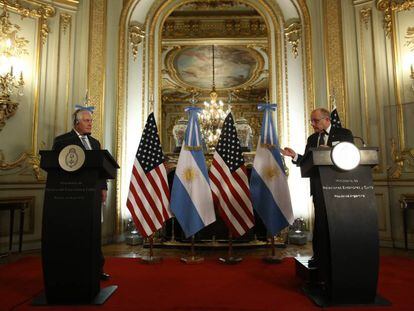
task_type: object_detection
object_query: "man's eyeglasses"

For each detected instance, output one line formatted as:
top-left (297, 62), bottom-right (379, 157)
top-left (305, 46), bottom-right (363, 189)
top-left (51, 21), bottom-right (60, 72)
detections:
top-left (309, 117), bottom-right (327, 124)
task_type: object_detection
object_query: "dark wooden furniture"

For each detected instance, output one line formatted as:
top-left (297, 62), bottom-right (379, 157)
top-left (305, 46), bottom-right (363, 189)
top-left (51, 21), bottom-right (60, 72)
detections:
top-left (0, 198), bottom-right (30, 255)
top-left (400, 194), bottom-right (414, 250)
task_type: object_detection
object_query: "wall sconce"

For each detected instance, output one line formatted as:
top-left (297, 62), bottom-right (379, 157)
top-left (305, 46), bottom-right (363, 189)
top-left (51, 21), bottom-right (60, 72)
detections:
top-left (0, 1), bottom-right (28, 132)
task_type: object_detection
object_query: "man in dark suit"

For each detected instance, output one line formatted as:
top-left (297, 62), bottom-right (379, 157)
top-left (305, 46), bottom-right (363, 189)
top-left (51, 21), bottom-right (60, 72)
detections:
top-left (281, 108), bottom-right (354, 274)
top-left (52, 108), bottom-right (110, 281)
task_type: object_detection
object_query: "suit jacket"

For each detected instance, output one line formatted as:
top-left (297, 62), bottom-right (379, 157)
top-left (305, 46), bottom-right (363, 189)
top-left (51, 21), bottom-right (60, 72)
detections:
top-left (293, 126), bottom-right (354, 165)
top-left (52, 130), bottom-right (107, 190)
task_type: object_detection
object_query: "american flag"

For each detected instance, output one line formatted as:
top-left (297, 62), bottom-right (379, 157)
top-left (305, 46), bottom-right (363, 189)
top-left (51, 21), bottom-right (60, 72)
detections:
top-left (209, 113), bottom-right (254, 237)
top-left (331, 106), bottom-right (342, 128)
top-left (126, 113), bottom-right (172, 237)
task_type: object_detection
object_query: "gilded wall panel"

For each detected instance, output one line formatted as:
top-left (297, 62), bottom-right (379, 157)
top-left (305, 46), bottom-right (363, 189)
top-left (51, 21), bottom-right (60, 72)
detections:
top-left (87, 0), bottom-right (107, 143)
top-left (357, 6), bottom-right (385, 173)
top-left (323, 0), bottom-right (347, 125)
top-left (379, 5), bottom-right (414, 178)
top-left (0, 0), bottom-right (58, 182)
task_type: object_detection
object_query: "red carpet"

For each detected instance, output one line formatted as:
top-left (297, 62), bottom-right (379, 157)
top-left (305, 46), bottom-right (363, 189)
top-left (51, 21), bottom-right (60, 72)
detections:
top-left (0, 256), bottom-right (413, 310)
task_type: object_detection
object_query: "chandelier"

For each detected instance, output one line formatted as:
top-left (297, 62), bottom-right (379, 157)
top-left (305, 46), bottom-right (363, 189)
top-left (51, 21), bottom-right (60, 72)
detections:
top-left (199, 45), bottom-right (230, 151)
top-left (0, 1), bottom-right (27, 131)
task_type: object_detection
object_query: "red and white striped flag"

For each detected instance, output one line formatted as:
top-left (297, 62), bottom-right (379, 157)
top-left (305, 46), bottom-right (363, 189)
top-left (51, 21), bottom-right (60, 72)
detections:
top-left (127, 113), bottom-right (172, 237)
top-left (209, 113), bottom-right (254, 236)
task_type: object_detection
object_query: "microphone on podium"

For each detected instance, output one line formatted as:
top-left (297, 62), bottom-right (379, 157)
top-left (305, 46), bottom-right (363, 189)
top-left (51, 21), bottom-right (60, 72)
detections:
top-left (353, 136), bottom-right (366, 147)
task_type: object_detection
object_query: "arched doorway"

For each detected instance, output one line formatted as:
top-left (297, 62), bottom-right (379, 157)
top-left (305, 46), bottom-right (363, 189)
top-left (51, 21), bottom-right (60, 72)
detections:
top-left (116, 0), bottom-right (314, 235)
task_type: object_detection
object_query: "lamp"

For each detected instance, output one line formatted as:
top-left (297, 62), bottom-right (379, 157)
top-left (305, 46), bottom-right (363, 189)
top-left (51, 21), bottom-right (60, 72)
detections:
top-left (331, 142), bottom-right (361, 171)
top-left (199, 45), bottom-right (230, 152)
top-left (0, 1), bottom-right (27, 132)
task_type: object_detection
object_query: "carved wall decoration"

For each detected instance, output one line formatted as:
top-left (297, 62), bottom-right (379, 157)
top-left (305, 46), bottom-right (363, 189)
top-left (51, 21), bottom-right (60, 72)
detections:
top-left (284, 21), bottom-right (301, 58)
top-left (360, 8), bottom-right (371, 30)
top-left (406, 26), bottom-right (414, 51)
top-left (87, 0), bottom-right (106, 143)
top-left (163, 18), bottom-right (267, 39)
top-left (377, 0), bottom-right (414, 38)
top-left (0, 0), bottom-right (56, 178)
top-left (324, 0), bottom-right (347, 126)
top-left (60, 12), bottom-right (71, 34)
top-left (129, 22), bottom-right (145, 61)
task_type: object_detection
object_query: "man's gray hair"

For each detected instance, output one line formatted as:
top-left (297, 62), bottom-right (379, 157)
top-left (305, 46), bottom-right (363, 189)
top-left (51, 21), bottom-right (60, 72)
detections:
top-left (73, 109), bottom-right (92, 126)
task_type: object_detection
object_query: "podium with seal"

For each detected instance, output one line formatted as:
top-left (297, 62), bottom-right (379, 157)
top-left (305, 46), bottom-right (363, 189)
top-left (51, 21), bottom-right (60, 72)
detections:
top-left (35, 146), bottom-right (119, 305)
top-left (296, 143), bottom-right (389, 307)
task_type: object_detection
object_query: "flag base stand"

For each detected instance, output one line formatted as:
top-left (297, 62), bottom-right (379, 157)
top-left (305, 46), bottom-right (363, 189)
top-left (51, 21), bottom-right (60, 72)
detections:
top-left (262, 236), bottom-right (283, 264)
top-left (180, 256), bottom-right (204, 264)
top-left (219, 232), bottom-right (242, 264)
top-left (218, 256), bottom-right (243, 264)
top-left (139, 255), bottom-right (163, 264)
top-left (181, 236), bottom-right (203, 264)
top-left (139, 235), bottom-right (162, 264)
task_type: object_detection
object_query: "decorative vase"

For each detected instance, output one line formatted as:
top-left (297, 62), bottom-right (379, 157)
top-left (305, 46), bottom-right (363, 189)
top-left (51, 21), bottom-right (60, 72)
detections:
top-left (172, 117), bottom-right (188, 153)
top-left (235, 118), bottom-right (252, 152)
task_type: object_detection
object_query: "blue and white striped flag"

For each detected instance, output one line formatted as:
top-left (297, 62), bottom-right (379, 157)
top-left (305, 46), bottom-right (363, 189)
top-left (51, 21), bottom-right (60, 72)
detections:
top-left (250, 103), bottom-right (294, 236)
top-left (170, 107), bottom-right (216, 238)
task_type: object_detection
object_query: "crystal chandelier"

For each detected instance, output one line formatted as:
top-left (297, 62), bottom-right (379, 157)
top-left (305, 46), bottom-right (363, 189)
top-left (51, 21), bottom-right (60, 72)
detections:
top-left (199, 45), bottom-right (230, 151)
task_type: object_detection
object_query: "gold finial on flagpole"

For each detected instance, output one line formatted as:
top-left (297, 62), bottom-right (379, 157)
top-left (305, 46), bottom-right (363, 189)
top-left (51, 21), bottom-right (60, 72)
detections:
top-left (149, 93), bottom-right (154, 113)
top-left (84, 89), bottom-right (91, 106)
top-left (330, 88), bottom-right (336, 110)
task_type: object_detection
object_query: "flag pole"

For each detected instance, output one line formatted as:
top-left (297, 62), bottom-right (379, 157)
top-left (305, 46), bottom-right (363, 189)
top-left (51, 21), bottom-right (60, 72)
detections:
top-left (219, 231), bottom-right (242, 264)
top-left (181, 235), bottom-right (204, 264)
top-left (140, 234), bottom-right (162, 264)
top-left (263, 235), bottom-right (282, 264)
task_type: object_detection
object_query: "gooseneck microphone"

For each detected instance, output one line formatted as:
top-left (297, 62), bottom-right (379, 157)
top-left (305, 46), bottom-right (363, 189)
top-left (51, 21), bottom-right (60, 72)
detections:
top-left (353, 136), bottom-right (366, 147)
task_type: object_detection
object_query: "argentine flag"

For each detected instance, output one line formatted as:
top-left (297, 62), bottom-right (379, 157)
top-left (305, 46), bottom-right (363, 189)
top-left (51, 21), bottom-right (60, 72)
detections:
top-left (250, 103), bottom-right (294, 236)
top-left (170, 107), bottom-right (216, 238)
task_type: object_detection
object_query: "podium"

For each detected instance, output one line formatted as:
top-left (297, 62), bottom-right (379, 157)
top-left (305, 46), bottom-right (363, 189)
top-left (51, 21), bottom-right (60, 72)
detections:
top-left (37, 149), bottom-right (119, 305)
top-left (298, 146), bottom-right (388, 306)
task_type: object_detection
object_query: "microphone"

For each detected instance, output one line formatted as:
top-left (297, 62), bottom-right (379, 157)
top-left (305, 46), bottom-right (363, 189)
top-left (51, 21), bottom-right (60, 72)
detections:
top-left (353, 136), bottom-right (366, 147)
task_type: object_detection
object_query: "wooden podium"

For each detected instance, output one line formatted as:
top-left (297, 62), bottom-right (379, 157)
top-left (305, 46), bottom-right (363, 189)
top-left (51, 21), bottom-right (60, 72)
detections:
top-left (297, 147), bottom-right (389, 306)
top-left (36, 149), bottom-right (119, 305)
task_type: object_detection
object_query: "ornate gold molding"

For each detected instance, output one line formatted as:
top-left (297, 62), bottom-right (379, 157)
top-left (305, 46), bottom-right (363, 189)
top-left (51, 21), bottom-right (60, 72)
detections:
top-left (60, 12), bottom-right (71, 34)
top-left (0, 149), bottom-right (27, 169)
top-left (88, 0), bottom-right (107, 143)
top-left (162, 18), bottom-right (267, 39)
top-left (377, 0), bottom-right (414, 38)
top-left (323, 0), bottom-right (347, 126)
top-left (0, 1), bottom-right (55, 45)
top-left (0, 0), bottom-right (56, 179)
top-left (297, 0), bottom-right (315, 129)
top-left (360, 8), bottom-right (371, 30)
top-left (10, 0), bottom-right (55, 44)
top-left (284, 21), bottom-right (301, 58)
top-left (389, 138), bottom-right (414, 179)
top-left (0, 102), bottom-right (18, 131)
top-left (129, 22), bottom-right (145, 61)
top-left (406, 27), bottom-right (414, 51)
